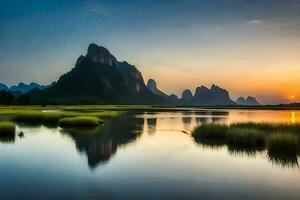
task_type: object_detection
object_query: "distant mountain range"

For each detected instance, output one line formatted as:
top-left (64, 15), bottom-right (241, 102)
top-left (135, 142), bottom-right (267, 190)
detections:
top-left (236, 96), bottom-right (260, 106)
top-left (0, 82), bottom-right (48, 94)
top-left (180, 85), bottom-right (236, 105)
top-left (1, 43), bottom-right (260, 105)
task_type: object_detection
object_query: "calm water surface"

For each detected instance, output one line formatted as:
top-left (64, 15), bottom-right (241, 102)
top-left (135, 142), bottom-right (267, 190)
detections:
top-left (1, 109), bottom-right (300, 199)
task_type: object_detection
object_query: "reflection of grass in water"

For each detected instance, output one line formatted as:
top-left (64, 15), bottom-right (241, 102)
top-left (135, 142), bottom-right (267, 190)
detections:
top-left (0, 134), bottom-right (15, 144)
top-left (268, 153), bottom-right (299, 169)
top-left (59, 117), bottom-right (103, 127)
top-left (267, 133), bottom-right (299, 168)
top-left (227, 145), bottom-right (264, 158)
top-left (197, 140), bottom-right (226, 150)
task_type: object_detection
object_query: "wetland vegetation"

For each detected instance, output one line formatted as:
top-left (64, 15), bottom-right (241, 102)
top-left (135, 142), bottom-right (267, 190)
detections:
top-left (192, 122), bottom-right (300, 166)
top-left (0, 121), bottom-right (16, 135)
top-left (1, 107), bottom-right (300, 199)
top-left (0, 106), bottom-right (124, 127)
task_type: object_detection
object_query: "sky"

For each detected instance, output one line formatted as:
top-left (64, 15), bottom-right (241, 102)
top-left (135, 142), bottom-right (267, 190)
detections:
top-left (0, 0), bottom-right (300, 104)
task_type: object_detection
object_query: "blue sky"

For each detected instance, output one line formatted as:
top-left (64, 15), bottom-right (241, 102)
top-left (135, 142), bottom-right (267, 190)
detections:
top-left (1, 0), bottom-right (300, 104)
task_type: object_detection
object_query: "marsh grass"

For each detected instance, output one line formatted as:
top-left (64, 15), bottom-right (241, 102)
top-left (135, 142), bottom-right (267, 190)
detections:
top-left (94, 111), bottom-right (124, 118)
top-left (192, 124), bottom-right (228, 142)
top-left (231, 122), bottom-right (300, 133)
top-left (0, 121), bottom-right (16, 135)
top-left (226, 128), bottom-right (265, 148)
top-left (61, 126), bottom-right (103, 139)
top-left (59, 116), bottom-right (103, 127)
top-left (192, 122), bottom-right (300, 166)
top-left (14, 111), bottom-right (61, 124)
top-left (0, 109), bottom-right (123, 126)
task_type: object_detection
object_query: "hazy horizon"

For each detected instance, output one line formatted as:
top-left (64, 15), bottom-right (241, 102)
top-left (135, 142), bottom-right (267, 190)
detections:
top-left (1, 0), bottom-right (300, 104)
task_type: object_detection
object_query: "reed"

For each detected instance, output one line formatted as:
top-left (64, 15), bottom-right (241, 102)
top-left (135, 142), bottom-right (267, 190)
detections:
top-left (226, 128), bottom-right (265, 148)
top-left (192, 124), bottom-right (228, 142)
top-left (0, 121), bottom-right (16, 135)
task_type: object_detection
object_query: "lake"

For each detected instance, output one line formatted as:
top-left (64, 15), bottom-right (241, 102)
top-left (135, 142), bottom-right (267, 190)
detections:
top-left (1, 109), bottom-right (300, 199)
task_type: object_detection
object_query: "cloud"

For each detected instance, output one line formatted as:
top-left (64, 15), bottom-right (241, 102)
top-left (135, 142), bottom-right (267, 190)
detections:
top-left (85, 2), bottom-right (110, 16)
top-left (247, 19), bottom-right (263, 24)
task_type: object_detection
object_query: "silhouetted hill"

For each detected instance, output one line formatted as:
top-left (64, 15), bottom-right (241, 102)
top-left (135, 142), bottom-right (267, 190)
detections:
top-left (9, 82), bottom-right (47, 94)
top-left (147, 79), bottom-right (178, 103)
top-left (29, 43), bottom-right (162, 104)
top-left (147, 79), bottom-right (168, 97)
top-left (237, 96), bottom-right (260, 105)
top-left (0, 83), bottom-right (8, 91)
top-left (189, 84), bottom-right (235, 105)
top-left (0, 90), bottom-right (30, 105)
top-left (181, 89), bottom-right (193, 101)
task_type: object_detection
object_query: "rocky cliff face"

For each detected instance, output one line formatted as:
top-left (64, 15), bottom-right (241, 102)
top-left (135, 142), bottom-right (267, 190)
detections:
top-left (86, 43), bottom-right (118, 66)
top-left (237, 96), bottom-right (260, 105)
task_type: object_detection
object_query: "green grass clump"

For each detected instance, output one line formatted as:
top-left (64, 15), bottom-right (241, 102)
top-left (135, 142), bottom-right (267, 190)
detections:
top-left (226, 128), bottom-right (265, 148)
top-left (42, 113), bottom-right (63, 124)
top-left (192, 124), bottom-right (228, 141)
top-left (14, 111), bottom-right (45, 123)
top-left (59, 116), bottom-right (103, 127)
top-left (0, 121), bottom-right (16, 135)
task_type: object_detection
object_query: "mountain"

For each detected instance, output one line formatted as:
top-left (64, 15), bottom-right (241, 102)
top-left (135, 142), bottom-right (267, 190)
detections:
top-left (181, 89), bottom-right (193, 101)
top-left (147, 79), bottom-right (178, 103)
top-left (237, 96), bottom-right (260, 106)
top-left (9, 82), bottom-right (47, 94)
top-left (28, 43), bottom-right (162, 104)
top-left (25, 43), bottom-right (243, 105)
top-left (191, 84), bottom-right (235, 105)
top-left (147, 79), bottom-right (168, 98)
top-left (0, 83), bottom-right (8, 91)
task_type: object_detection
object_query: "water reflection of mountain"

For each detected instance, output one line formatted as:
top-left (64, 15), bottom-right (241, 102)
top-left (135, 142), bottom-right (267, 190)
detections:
top-left (194, 110), bottom-right (228, 125)
top-left (61, 115), bottom-right (144, 169)
top-left (182, 117), bottom-right (192, 124)
top-left (147, 118), bottom-right (157, 135)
